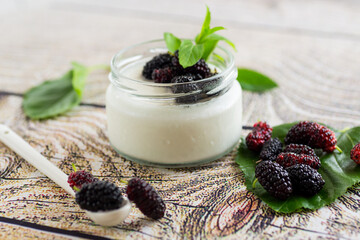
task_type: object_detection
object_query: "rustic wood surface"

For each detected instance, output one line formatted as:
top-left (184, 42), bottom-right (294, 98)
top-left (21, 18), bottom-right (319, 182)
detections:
top-left (1, 0), bottom-right (360, 239)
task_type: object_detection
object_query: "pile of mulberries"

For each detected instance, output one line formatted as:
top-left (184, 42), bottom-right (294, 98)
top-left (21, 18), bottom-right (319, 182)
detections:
top-left (246, 121), bottom-right (338, 199)
top-left (142, 51), bottom-right (217, 103)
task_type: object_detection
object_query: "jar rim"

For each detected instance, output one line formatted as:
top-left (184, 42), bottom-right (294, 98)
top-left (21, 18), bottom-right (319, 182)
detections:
top-left (110, 39), bottom-right (235, 87)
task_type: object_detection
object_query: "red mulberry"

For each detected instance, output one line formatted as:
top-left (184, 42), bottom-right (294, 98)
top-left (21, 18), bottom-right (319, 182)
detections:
top-left (246, 121), bottom-right (272, 152)
top-left (68, 170), bottom-right (97, 189)
top-left (351, 143), bottom-right (360, 164)
top-left (284, 121), bottom-right (337, 152)
top-left (126, 178), bottom-right (166, 220)
top-left (255, 161), bottom-right (293, 200)
top-left (276, 152), bottom-right (321, 169)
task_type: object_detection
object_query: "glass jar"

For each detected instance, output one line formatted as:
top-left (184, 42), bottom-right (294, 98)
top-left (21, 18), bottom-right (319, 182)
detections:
top-left (106, 40), bottom-right (242, 167)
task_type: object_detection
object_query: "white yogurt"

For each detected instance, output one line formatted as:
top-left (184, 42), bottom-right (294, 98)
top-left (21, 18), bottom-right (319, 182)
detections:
top-left (106, 40), bottom-right (242, 166)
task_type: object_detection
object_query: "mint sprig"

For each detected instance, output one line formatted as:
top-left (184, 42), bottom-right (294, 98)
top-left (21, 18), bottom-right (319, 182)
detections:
top-left (164, 6), bottom-right (235, 68)
top-left (23, 62), bottom-right (109, 120)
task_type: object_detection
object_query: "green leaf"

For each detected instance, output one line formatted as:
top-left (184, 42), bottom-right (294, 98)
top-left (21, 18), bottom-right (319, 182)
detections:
top-left (23, 71), bottom-right (81, 120)
top-left (178, 40), bottom-right (204, 68)
top-left (202, 33), bottom-right (236, 50)
top-left (71, 62), bottom-right (89, 97)
top-left (207, 26), bottom-right (226, 36)
top-left (164, 32), bottom-right (181, 53)
top-left (237, 68), bottom-right (278, 92)
top-left (236, 123), bottom-right (360, 213)
top-left (195, 6), bottom-right (211, 44)
top-left (201, 40), bottom-right (218, 61)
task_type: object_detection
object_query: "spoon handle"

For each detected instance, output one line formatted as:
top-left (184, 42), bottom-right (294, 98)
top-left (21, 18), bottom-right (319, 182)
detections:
top-left (0, 124), bottom-right (75, 197)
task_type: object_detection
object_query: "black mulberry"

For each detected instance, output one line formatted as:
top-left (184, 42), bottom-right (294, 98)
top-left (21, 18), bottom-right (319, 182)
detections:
top-left (142, 53), bottom-right (172, 79)
top-left (255, 161), bottom-right (293, 200)
top-left (188, 59), bottom-right (212, 78)
top-left (259, 138), bottom-right (283, 161)
top-left (126, 178), bottom-right (166, 220)
top-left (151, 67), bottom-right (173, 83)
top-left (171, 75), bottom-right (200, 104)
top-left (75, 181), bottom-right (125, 212)
top-left (286, 164), bottom-right (325, 196)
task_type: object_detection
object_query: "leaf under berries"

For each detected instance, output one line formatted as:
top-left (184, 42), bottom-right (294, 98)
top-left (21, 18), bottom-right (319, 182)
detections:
top-left (236, 123), bottom-right (360, 213)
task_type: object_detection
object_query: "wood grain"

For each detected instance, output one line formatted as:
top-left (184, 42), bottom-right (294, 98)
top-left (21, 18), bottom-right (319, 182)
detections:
top-left (1, 0), bottom-right (360, 239)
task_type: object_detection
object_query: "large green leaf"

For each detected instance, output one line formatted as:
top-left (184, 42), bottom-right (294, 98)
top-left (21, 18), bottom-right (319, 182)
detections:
top-left (23, 71), bottom-right (81, 120)
top-left (236, 123), bottom-right (360, 213)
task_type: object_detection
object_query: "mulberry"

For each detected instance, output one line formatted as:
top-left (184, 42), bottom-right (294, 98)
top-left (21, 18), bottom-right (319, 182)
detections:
top-left (68, 170), bottom-right (97, 189)
top-left (171, 75), bottom-right (200, 104)
top-left (284, 121), bottom-right (337, 152)
top-left (351, 143), bottom-right (360, 164)
top-left (284, 144), bottom-right (317, 157)
top-left (75, 181), bottom-right (125, 212)
top-left (286, 164), bottom-right (325, 196)
top-left (152, 67), bottom-right (173, 83)
top-left (126, 178), bottom-right (166, 220)
top-left (142, 53), bottom-right (172, 79)
top-left (188, 59), bottom-right (212, 78)
top-left (276, 152), bottom-right (321, 169)
top-left (171, 51), bottom-right (212, 79)
top-left (255, 161), bottom-right (293, 200)
top-left (246, 121), bottom-right (273, 152)
top-left (259, 138), bottom-right (283, 161)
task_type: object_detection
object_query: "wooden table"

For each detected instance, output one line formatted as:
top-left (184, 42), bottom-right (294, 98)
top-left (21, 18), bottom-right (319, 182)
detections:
top-left (1, 0), bottom-right (360, 239)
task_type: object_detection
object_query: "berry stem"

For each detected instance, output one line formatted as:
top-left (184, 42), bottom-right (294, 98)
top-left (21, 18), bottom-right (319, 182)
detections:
top-left (119, 179), bottom-right (128, 185)
top-left (335, 145), bottom-right (343, 153)
top-left (252, 178), bottom-right (258, 189)
top-left (71, 163), bottom-right (77, 172)
top-left (73, 186), bottom-right (80, 192)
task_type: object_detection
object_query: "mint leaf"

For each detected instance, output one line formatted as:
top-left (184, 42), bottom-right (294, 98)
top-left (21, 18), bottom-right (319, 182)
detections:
top-left (164, 6), bottom-right (235, 68)
top-left (237, 68), bottom-right (277, 92)
top-left (178, 40), bottom-right (204, 68)
top-left (236, 123), bottom-right (360, 213)
top-left (195, 6), bottom-right (211, 44)
top-left (206, 26), bottom-right (226, 36)
top-left (201, 40), bottom-right (218, 61)
top-left (164, 32), bottom-right (181, 53)
top-left (202, 33), bottom-right (236, 50)
top-left (23, 71), bottom-right (81, 120)
top-left (71, 62), bottom-right (89, 97)
top-left (197, 26), bottom-right (226, 44)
